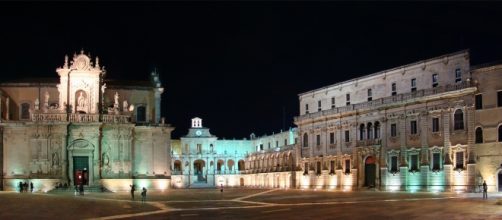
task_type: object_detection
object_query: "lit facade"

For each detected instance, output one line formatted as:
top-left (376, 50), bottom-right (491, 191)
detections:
top-left (295, 50), bottom-right (502, 192)
top-left (0, 51), bottom-right (173, 192)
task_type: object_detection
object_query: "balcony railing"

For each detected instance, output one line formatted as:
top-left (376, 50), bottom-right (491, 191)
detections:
top-left (32, 112), bottom-right (131, 123)
top-left (296, 81), bottom-right (474, 121)
top-left (357, 139), bottom-right (382, 147)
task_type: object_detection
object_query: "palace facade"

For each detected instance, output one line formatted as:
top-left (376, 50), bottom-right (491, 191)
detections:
top-left (295, 50), bottom-right (502, 192)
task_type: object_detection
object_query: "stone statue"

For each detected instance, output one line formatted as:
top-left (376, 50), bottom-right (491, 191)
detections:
top-left (77, 91), bottom-right (85, 107)
top-left (51, 151), bottom-right (59, 166)
top-left (44, 91), bottom-right (50, 106)
top-left (34, 98), bottom-right (40, 110)
top-left (114, 92), bottom-right (119, 108)
top-left (123, 100), bottom-right (128, 112)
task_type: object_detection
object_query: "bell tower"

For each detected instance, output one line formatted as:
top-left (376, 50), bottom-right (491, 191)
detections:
top-left (56, 50), bottom-right (105, 114)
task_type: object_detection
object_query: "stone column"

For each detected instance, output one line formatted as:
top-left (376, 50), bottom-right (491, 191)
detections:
top-left (380, 117), bottom-right (388, 190)
top-left (443, 109), bottom-right (453, 191)
top-left (420, 113), bottom-right (430, 192)
top-left (466, 106), bottom-right (476, 192)
top-left (154, 88), bottom-right (163, 124)
top-left (399, 114), bottom-right (407, 167)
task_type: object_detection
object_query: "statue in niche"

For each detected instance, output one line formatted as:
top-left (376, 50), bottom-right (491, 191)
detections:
top-left (51, 151), bottom-right (59, 166)
top-left (44, 91), bottom-right (50, 106)
top-left (77, 91), bottom-right (86, 108)
top-left (102, 144), bottom-right (112, 174)
top-left (123, 100), bottom-right (128, 112)
top-left (34, 98), bottom-right (40, 110)
top-left (114, 92), bottom-right (119, 109)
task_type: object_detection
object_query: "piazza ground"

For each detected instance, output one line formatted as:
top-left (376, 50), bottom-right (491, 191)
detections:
top-left (1, 189), bottom-right (502, 219)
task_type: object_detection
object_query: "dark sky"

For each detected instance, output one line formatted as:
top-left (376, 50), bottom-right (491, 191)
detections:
top-left (1, 2), bottom-right (502, 139)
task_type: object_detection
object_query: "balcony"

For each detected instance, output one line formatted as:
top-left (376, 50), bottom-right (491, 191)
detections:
top-left (357, 139), bottom-right (382, 147)
top-left (296, 81), bottom-right (474, 121)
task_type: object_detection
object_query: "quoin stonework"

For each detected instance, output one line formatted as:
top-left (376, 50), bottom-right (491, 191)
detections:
top-left (3, 49), bottom-right (502, 193)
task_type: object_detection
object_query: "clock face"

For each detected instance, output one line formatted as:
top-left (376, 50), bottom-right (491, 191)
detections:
top-left (196, 130), bottom-right (202, 136)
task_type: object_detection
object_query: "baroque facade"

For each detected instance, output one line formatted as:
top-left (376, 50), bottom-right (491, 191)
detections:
top-left (0, 51), bottom-right (173, 192)
top-left (295, 50), bottom-right (502, 192)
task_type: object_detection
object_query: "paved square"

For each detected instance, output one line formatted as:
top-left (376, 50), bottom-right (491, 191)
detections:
top-left (1, 189), bottom-right (502, 219)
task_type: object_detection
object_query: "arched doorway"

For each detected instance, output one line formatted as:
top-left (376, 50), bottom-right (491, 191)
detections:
top-left (498, 170), bottom-right (502, 192)
top-left (365, 156), bottom-right (376, 187)
top-left (193, 160), bottom-right (205, 182)
top-left (240, 178), bottom-right (245, 186)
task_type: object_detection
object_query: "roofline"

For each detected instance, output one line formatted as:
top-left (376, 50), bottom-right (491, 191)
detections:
top-left (298, 49), bottom-right (470, 97)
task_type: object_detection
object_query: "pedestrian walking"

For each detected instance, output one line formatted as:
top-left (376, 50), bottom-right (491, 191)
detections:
top-left (141, 187), bottom-right (147, 203)
top-left (483, 180), bottom-right (488, 200)
top-left (30, 182), bottom-right (34, 193)
top-left (220, 184), bottom-right (224, 193)
top-left (130, 184), bottom-right (136, 200)
top-left (18, 182), bottom-right (23, 193)
top-left (24, 182), bottom-right (28, 192)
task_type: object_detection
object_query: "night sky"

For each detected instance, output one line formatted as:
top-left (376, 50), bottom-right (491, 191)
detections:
top-left (1, 2), bottom-right (502, 139)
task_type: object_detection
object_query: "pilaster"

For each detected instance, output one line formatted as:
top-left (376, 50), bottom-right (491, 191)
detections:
top-left (443, 110), bottom-right (452, 164)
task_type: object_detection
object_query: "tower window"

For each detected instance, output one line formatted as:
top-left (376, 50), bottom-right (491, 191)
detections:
top-left (346, 94), bottom-right (350, 106)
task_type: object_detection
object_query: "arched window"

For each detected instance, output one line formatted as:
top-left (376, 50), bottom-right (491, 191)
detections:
top-left (136, 106), bottom-right (146, 122)
top-left (359, 124), bottom-right (365, 140)
top-left (238, 160), bottom-right (245, 171)
top-left (303, 133), bottom-right (309, 148)
top-left (20, 103), bottom-right (30, 120)
top-left (374, 121), bottom-right (381, 139)
top-left (499, 125), bottom-right (502, 142)
top-left (367, 122), bottom-right (373, 139)
top-left (475, 127), bottom-right (483, 144)
top-left (454, 109), bottom-right (464, 130)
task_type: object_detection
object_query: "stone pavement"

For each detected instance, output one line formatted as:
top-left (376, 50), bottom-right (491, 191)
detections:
top-left (1, 189), bottom-right (502, 219)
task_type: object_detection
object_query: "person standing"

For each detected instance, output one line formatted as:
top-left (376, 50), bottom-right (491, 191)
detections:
top-left (130, 184), bottom-right (136, 200)
top-left (220, 184), bottom-right (224, 193)
top-left (18, 182), bottom-right (23, 193)
top-left (30, 182), bottom-right (34, 193)
top-left (483, 180), bottom-right (488, 200)
top-left (141, 187), bottom-right (147, 203)
top-left (79, 184), bottom-right (84, 196)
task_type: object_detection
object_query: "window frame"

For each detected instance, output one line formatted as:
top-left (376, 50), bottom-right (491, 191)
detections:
top-left (432, 73), bottom-right (439, 87)
top-left (411, 78), bottom-right (417, 92)
top-left (455, 68), bottom-right (462, 83)
top-left (390, 123), bottom-right (397, 137)
top-left (391, 82), bottom-right (397, 96)
top-left (410, 120), bottom-right (418, 135)
top-left (432, 117), bottom-right (440, 133)
top-left (346, 93), bottom-right (351, 106)
top-left (475, 94), bottom-right (483, 110)
top-left (453, 109), bottom-right (464, 130)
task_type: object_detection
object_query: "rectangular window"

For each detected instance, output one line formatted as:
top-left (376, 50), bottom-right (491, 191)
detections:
top-left (390, 156), bottom-right (398, 172)
top-left (475, 94), bottom-right (483, 110)
top-left (411, 78), bottom-right (417, 92)
top-left (305, 104), bottom-right (309, 114)
top-left (367, 89), bottom-right (372, 101)
top-left (456, 151), bottom-right (464, 169)
top-left (410, 154), bottom-right (418, 171)
top-left (455, 68), bottom-right (462, 83)
top-left (345, 159), bottom-right (350, 174)
top-left (268, 143), bottom-right (271, 149)
top-left (344, 130), bottom-right (350, 143)
top-left (432, 118), bottom-right (439, 132)
top-left (410, 120), bottom-right (417, 135)
top-left (260, 144), bottom-right (263, 151)
top-left (346, 94), bottom-right (350, 106)
top-left (276, 141), bottom-right (278, 148)
top-left (304, 162), bottom-right (309, 174)
top-left (432, 74), bottom-right (439, 87)
top-left (329, 132), bottom-right (335, 144)
top-left (318, 100), bottom-right (322, 111)
top-left (498, 91), bottom-right (502, 107)
top-left (432, 153), bottom-right (440, 171)
top-left (391, 83), bottom-right (397, 96)
top-left (331, 97), bottom-right (335, 109)
top-left (284, 139), bottom-right (288, 146)
top-left (316, 134), bottom-right (321, 146)
top-left (330, 160), bottom-right (335, 174)
top-left (391, 123), bottom-right (397, 137)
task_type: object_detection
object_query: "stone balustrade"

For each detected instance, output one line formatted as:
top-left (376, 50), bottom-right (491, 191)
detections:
top-left (31, 112), bottom-right (131, 123)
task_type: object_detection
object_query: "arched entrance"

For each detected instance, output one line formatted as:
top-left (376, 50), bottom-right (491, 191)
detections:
top-left (364, 156), bottom-right (376, 187)
top-left (498, 170), bottom-right (502, 192)
top-left (240, 178), bottom-right (245, 186)
top-left (67, 139), bottom-right (95, 186)
top-left (193, 160), bottom-right (205, 182)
